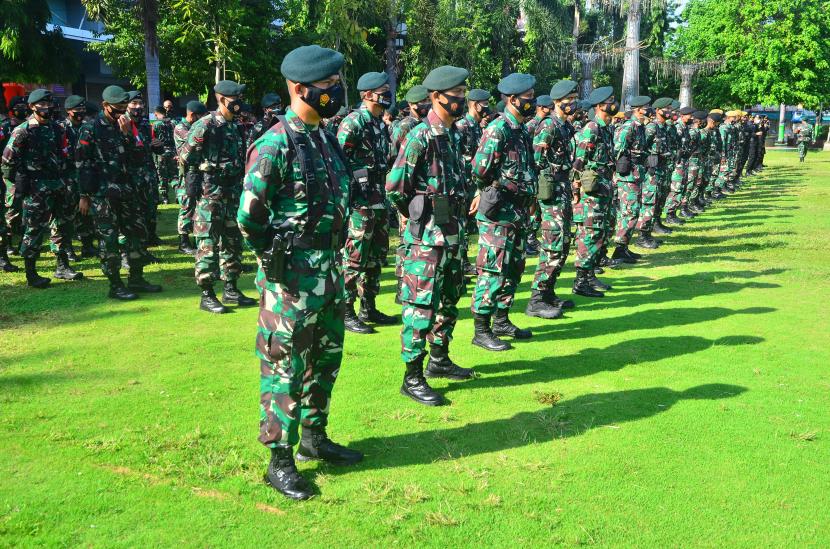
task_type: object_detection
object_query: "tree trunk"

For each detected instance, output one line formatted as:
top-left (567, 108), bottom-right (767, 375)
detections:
top-left (577, 52), bottom-right (597, 100)
top-left (778, 103), bottom-right (787, 144)
top-left (679, 65), bottom-right (695, 108)
top-left (141, 0), bottom-right (161, 111)
top-left (621, 0), bottom-right (641, 109)
top-left (384, 6), bottom-right (398, 102)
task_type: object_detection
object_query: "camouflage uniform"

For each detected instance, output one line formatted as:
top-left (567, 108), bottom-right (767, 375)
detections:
top-left (612, 117), bottom-right (646, 245)
top-left (180, 112), bottom-right (245, 287)
top-left (572, 117), bottom-right (615, 270)
top-left (151, 117), bottom-right (177, 203)
top-left (796, 124), bottom-right (813, 162)
top-left (717, 120), bottom-right (735, 192)
top-left (126, 114), bottom-right (160, 244)
top-left (531, 113), bottom-right (574, 292)
top-left (386, 109), bottom-right (467, 363)
top-left (664, 119), bottom-right (692, 215)
top-left (454, 112), bottom-right (484, 266)
top-left (689, 126), bottom-right (711, 206)
top-left (708, 122), bottom-right (724, 197)
top-left (246, 112), bottom-right (278, 150)
top-left (336, 106), bottom-right (390, 307)
top-left (470, 110), bottom-right (536, 316)
top-left (390, 113), bottom-right (423, 286)
top-left (2, 116), bottom-right (25, 248)
top-left (680, 123), bottom-right (701, 211)
top-left (57, 116), bottom-right (95, 248)
top-left (637, 118), bottom-right (669, 232)
top-left (173, 119), bottom-right (195, 236)
top-left (237, 108), bottom-right (349, 448)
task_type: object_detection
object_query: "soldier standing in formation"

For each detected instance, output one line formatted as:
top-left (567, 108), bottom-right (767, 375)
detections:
top-left (172, 101), bottom-right (207, 256)
top-left (151, 105), bottom-right (177, 206)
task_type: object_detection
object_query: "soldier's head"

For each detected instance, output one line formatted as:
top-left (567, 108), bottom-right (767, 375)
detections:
top-left (707, 111), bottom-right (722, 128)
top-left (27, 89), bottom-right (53, 122)
top-left (629, 96), bottom-right (651, 121)
top-left (550, 80), bottom-right (578, 119)
top-left (185, 100), bottom-right (207, 124)
top-left (154, 105), bottom-right (167, 120)
top-left (405, 86), bottom-right (431, 120)
top-left (652, 98), bottom-right (672, 122)
top-left (357, 72), bottom-right (391, 115)
top-left (126, 91), bottom-right (145, 118)
top-left (535, 95), bottom-right (553, 118)
top-left (163, 99), bottom-right (175, 115)
top-left (678, 106), bottom-right (695, 123)
top-left (498, 73), bottom-right (536, 122)
top-left (101, 86), bottom-right (130, 123)
top-left (261, 92), bottom-right (282, 117)
top-left (212, 80), bottom-right (245, 122)
top-left (9, 96), bottom-right (28, 120)
top-left (423, 65), bottom-right (469, 121)
top-left (64, 95), bottom-right (86, 124)
top-left (466, 89), bottom-right (491, 121)
top-left (281, 45), bottom-right (345, 123)
top-left (588, 87), bottom-right (617, 122)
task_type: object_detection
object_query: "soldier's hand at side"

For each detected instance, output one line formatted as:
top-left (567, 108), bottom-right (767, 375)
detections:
top-left (118, 115), bottom-right (132, 136)
top-left (79, 196), bottom-right (91, 216)
top-left (469, 195), bottom-right (480, 215)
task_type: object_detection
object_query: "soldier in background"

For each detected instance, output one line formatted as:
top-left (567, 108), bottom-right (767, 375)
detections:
top-left (172, 100), bottom-right (207, 256)
top-left (795, 119), bottom-right (814, 163)
top-left (151, 105), bottom-right (177, 205)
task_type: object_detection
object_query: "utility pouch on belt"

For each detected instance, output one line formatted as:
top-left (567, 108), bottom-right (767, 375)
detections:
top-left (537, 172), bottom-right (555, 203)
top-left (352, 168), bottom-right (371, 199)
top-left (408, 194), bottom-right (428, 240)
top-left (479, 185), bottom-right (501, 220)
top-left (580, 170), bottom-right (598, 194)
top-left (261, 229), bottom-right (293, 284)
top-left (616, 155), bottom-right (631, 176)
top-left (185, 172), bottom-right (202, 198)
top-left (432, 194), bottom-right (451, 225)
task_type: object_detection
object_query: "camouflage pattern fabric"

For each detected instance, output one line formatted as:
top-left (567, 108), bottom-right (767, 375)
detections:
top-left (390, 115), bottom-right (421, 160)
top-left (797, 124), bottom-right (813, 161)
top-left (151, 118), bottom-right (177, 199)
top-left (386, 109), bottom-right (467, 362)
top-left (689, 127), bottom-right (711, 203)
top-left (180, 112), bottom-right (245, 286)
top-left (237, 108), bottom-right (350, 448)
top-left (664, 120), bottom-right (691, 213)
top-left (612, 117), bottom-right (646, 245)
top-left (127, 115), bottom-right (159, 243)
top-left (54, 118), bottom-right (95, 246)
top-left (637, 118), bottom-right (669, 232)
top-left (680, 124), bottom-right (701, 208)
top-left (173, 119), bottom-right (195, 235)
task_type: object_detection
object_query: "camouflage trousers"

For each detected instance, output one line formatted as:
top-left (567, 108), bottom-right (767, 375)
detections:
top-left (136, 170), bottom-right (158, 241)
top-left (0, 181), bottom-right (8, 251)
top-left (714, 157), bottom-right (729, 191)
top-left (5, 182), bottom-right (24, 239)
top-left (689, 159), bottom-right (709, 203)
top-left (531, 194), bottom-right (572, 291)
top-left (255, 255), bottom-right (345, 448)
top-left (573, 183), bottom-right (612, 270)
top-left (637, 167), bottom-right (665, 232)
top-left (471, 221), bottom-right (525, 316)
top-left (154, 155), bottom-right (177, 199)
top-left (343, 206), bottom-right (388, 303)
top-left (175, 178), bottom-right (194, 235)
top-left (798, 142), bottom-right (808, 161)
top-left (394, 219), bottom-right (406, 299)
top-left (665, 158), bottom-right (689, 213)
top-left (681, 158), bottom-right (701, 207)
top-left (19, 184), bottom-right (69, 260)
top-left (91, 186), bottom-right (146, 276)
top-left (613, 167), bottom-right (643, 246)
top-left (399, 243), bottom-right (465, 363)
top-left (49, 184), bottom-right (92, 252)
top-left (193, 186), bottom-right (242, 286)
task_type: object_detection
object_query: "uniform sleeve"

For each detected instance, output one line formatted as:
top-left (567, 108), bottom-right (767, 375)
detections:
top-left (336, 115), bottom-right (360, 162)
top-left (614, 123), bottom-right (632, 158)
top-left (0, 126), bottom-right (27, 181)
top-left (385, 129), bottom-right (426, 210)
top-left (238, 136), bottom-right (287, 255)
top-left (471, 123), bottom-right (506, 188)
top-left (533, 121), bottom-right (553, 171)
top-left (179, 119), bottom-right (206, 169)
top-left (572, 126), bottom-right (596, 173)
top-left (74, 123), bottom-right (100, 195)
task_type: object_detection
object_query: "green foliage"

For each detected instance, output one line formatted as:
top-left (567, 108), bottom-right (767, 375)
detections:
top-left (0, 0), bottom-right (79, 82)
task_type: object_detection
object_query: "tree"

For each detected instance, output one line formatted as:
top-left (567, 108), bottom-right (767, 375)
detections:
top-left (0, 0), bottom-right (79, 83)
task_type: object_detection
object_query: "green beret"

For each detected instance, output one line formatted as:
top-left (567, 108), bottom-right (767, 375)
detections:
top-left (495, 99), bottom-right (505, 113)
top-left (27, 89), bottom-right (52, 104)
top-left (498, 73), bottom-right (535, 96)
top-left (587, 107), bottom-right (595, 121)
top-left (693, 110), bottom-right (707, 120)
top-left (127, 90), bottom-right (143, 102)
top-left (536, 95), bottom-right (553, 107)
top-left (102, 85), bottom-right (129, 104)
top-left (576, 100), bottom-right (592, 112)
top-left (186, 100), bottom-right (207, 115)
top-left (549, 80), bottom-right (577, 100)
top-left (652, 97), bottom-right (672, 109)
top-left (467, 89), bottom-right (491, 102)
top-left (64, 95), bottom-right (86, 110)
top-left (280, 45), bottom-right (345, 84)
top-left (671, 99), bottom-right (681, 109)
top-left (261, 93), bottom-right (281, 108)
top-left (708, 112), bottom-right (723, 122)
top-left (678, 106), bottom-right (695, 115)
top-left (587, 86), bottom-right (614, 106)
top-left (422, 66), bottom-right (469, 92)
top-left (629, 95), bottom-right (651, 107)
top-left (85, 101), bottom-right (99, 115)
top-left (357, 72), bottom-right (389, 91)
top-left (213, 80), bottom-right (245, 97)
top-left (405, 85), bottom-right (429, 103)
top-left (396, 100), bottom-right (409, 110)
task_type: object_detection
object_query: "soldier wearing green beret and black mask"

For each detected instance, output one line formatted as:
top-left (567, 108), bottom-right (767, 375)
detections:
top-left (1, 96), bottom-right (30, 270)
top-left (59, 95), bottom-right (97, 259)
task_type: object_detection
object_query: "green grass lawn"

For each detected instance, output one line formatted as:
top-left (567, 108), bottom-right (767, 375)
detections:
top-left (1, 150), bottom-right (829, 547)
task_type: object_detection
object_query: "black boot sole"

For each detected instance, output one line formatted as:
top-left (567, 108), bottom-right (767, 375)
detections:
top-left (345, 323), bottom-right (375, 334)
top-left (524, 307), bottom-right (563, 320)
top-left (54, 273), bottom-right (84, 281)
top-left (262, 474), bottom-right (313, 500)
top-left (200, 304), bottom-right (228, 314)
top-left (471, 337), bottom-right (512, 352)
top-left (223, 295), bottom-right (257, 307)
top-left (572, 287), bottom-right (604, 298)
top-left (295, 450), bottom-right (364, 466)
top-left (399, 386), bottom-right (446, 406)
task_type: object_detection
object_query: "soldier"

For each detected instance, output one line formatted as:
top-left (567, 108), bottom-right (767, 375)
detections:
top-left (1, 89), bottom-right (84, 287)
top-left (526, 80), bottom-right (579, 319)
top-left (611, 95), bottom-right (650, 262)
top-left (716, 111), bottom-right (738, 197)
top-left (180, 80), bottom-right (256, 313)
top-left (663, 106), bottom-right (695, 225)
top-left (336, 71), bottom-right (396, 333)
top-left (635, 97), bottom-right (673, 247)
top-left (795, 120), bottom-right (813, 162)
top-left (571, 86), bottom-right (617, 298)
top-left (390, 86), bottom-right (430, 158)
top-left (238, 45), bottom-right (362, 501)
top-left (455, 88), bottom-right (491, 276)
top-left (524, 95), bottom-right (552, 258)
top-left (744, 114), bottom-right (761, 177)
top-left (386, 65), bottom-right (475, 406)
top-left (736, 112), bottom-right (752, 181)
top-left (125, 91), bottom-right (163, 253)
top-left (151, 105), bottom-right (177, 205)
top-left (163, 99), bottom-right (177, 121)
top-left (247, 92), bottom-right (282, 148)
top-left (705, 111), bottom-right (725, 202)
top-left (2, 96), bottom-right (29, 264)
top-left (173, 100), bottom-right (206, 255)
top-left (469, 73), bottom-right (537, 351)
top-left (75, 85), bottom-right (162, 299)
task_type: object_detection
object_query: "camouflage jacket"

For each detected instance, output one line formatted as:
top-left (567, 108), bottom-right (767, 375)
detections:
top-left (173, 119), bottom-right (192, 177)
top-left (75, 113), bottom-right (142, 195)
top-left (1, 116), bottom-right (65, 192)
top-left (390, 115), bottom-right (421, 160)
top-left (709, 124), bottom-right (723, 161)
top-left (697, 127), bottom-right (712, 162)
top-left (572, 117), bottom-right (614, 180)
top-left (454, 112), bottom-right (483, 178)
top-left (126, 114), bottom-right (157, 173)
top-left (336, 105), bottom-right (388, 207)
top-left (720, 122), bottom-right (735, 156)
top-left (687, 124), bottom-right (702, 159)
top-left (525, 114), bottom-right (547, 137)
top-left (150, 118), bottom-right (176, 158)
top-left (386, 109), bottom-right (466, 247)
top-left (179, 112), bottom-right (245, 183)
top-left (238, 108), bottom-right (350, 292)
top-left (796, 124), bottom-right (814, 143)
top-left (533, 114), bottom-right (574, 174)
top-left (675, 120), bottom-right (692, 159)
top-left (644, 119), bottom-right (670, 166)
top-left (58, 118), bottom-right (84, 180)
top-left (472, 110), bottom-right (537, 226)
top-left (247, 113), bottom-right (278, 150)
top-left (665, 120), bottom-right (680, 161)
top-left (614, 117), bottom-right (647, 164)
top-left (0, 117), bottom-right (24, 165)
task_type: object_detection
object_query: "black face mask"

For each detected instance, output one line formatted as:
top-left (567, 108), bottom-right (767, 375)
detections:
top-left (603, 102), bottom-right (619, 115)
top-left (128, 107), bottom-right (143, 118)
top-left (476, 105), bottom-right (491, 117)
top-left (70, 111), bottom-right (86, 122)
top-left (374, 91), bottom-right (392, 108)
top-left (414, 103), bottom-right (430, 118)
top-left (108, 106), bottom-right (127, 119)
top-left (561, 102), bottom-right (576, 115)
top-left (437, 92), bottom-right (465, 117)
top-left (224, 99), bottom-right (243, 116)
top-left (301, 83), bottom-right (344, 118)
top-left (513, 96), bottom-right (536, 116)
top-left (35, 107), bottom-right (51, 120)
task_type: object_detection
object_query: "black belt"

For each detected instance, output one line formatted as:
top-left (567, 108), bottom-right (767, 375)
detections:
top-left (291, 232), bottom-right (340, 250)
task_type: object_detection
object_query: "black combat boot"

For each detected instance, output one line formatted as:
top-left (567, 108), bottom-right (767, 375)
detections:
top-left (664, 211), bottom-right (685, 225)
top-left (0, 246), bottom-right (20, 272)
top-left (107, 271), bottom-right (137, 300)
top-left (265, 446), bottom-right (313, 500)
top-left (653, 221), bottom-right (673, 235)
top-left (525, 289), bottom-right (563, 319)
top-left (471, 313), bottom-right (512, 351)
top-left (80, 237), bottom-right (97, 258)
top-left (200, 285), bottom-right (228, 314)
top-left (142, 249), bottom-right (161, 264)
top-left (425, 343), bottom-right (475, 380)
top-left (358, 295), bottom-right (396, 325)
top-left (624, 246), bottom-right (642, 260)
top-left (492, 308), bottom-right (532, 339)
top-left (178, 234), bottom-right (196, 255)
top-left (612, 245), bottom-right (637, 265)
top-left (296, 426), bottom-right (364, 465)
top-left (345, 301), bottom-right (374, 333)
top-left (66, 245), bottom-right (79, 262)
top-left (572, 268), bottom-right (604, 298)
top-left (401, 356), bottom-right (447, 405)
top-left (549, 286), bottom-right (575, 309)
top-left (681, 205), bottom-right (696, 219)
top-left (634, 231), bottom-right (659, 250)
top-left (24, 258), bottom-right (50, 289)
top-left (588, 271), bottom-right (612, 292)
top-left (222, 280), bottom-right (257, 307)
top-left (689, 202), bottom-right (704, 214)
top-left (525, 232), bottom-right (540, 256)
top-left (128, 265), bottom-right (162, 293)
top-left (54, 252), bottom-right (84, 280)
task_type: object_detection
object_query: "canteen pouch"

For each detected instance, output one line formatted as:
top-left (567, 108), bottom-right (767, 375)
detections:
top-left (432, 194), bottom-right (451, 226)
top-left (580, 170), bottom-right (598, 194)
top-left (537, 172), bottom-right (555, 203)
top-left (408, 194), bottom-right (428, 240)
top-left (261, 230), bottom-right (293, 284)
top-left (616, 155), bottom-right (631, 176)
top-left (352, 168), bottom-right (371, 200)
top-left (479, 186), bottom-right (501, 220)
top-left (185, 172), bottom-right (202, 198)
